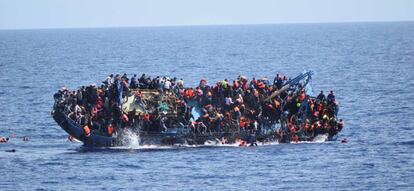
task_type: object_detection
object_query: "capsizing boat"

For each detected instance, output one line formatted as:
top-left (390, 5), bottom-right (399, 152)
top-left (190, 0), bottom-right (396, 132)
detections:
top-left (52, 71), bottom-right (344, 147)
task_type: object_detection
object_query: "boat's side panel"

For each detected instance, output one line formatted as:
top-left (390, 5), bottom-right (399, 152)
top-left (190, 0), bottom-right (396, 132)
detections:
top-left (53, 111), bottom-right (115, 147)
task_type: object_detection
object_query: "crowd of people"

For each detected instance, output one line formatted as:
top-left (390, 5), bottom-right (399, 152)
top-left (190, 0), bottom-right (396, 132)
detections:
top-left (53, 72), bottom-right (344, 143)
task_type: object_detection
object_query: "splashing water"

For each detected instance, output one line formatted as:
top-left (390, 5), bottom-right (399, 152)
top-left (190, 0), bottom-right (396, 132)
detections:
top-left (119, 129), bottom-right (141, 148)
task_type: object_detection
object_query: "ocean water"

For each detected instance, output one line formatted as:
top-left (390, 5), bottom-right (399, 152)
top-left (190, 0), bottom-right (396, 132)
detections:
top-left (1, 22), bottom-right (414, 190)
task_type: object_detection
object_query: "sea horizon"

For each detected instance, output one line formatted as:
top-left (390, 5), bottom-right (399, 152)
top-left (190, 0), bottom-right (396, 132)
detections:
top-left (1, 19), bottom-right (413, 31)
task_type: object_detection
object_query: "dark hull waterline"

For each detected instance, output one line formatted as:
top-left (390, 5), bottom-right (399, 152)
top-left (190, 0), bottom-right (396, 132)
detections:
top-left (53, 110), bottom-right (335, 147)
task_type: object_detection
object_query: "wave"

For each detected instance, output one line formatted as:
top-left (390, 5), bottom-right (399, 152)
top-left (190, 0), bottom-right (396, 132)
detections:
top-left (75, 137), bottom-right (332, 153)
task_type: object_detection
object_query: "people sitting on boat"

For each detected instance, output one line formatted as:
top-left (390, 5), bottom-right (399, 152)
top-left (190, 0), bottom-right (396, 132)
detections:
top-left (53, 72), bottom-right (344, 143)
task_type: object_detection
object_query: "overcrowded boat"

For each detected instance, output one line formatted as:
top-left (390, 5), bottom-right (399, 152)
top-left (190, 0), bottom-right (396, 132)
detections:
top-left (52, 71), bottom-right (344, 147)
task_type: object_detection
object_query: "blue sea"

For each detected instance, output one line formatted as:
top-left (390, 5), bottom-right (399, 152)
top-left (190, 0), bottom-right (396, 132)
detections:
top-left (0, 22), bottom-right (413, 190)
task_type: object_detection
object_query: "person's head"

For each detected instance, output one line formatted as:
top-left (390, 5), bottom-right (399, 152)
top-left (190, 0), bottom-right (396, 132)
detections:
top-left (320, 90), bottom-right (323, 93)
top-left (330, 90), bottom-right (333, 94)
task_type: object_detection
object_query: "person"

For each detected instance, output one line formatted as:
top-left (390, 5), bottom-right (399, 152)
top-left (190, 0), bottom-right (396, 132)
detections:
top-left (163, 79), bottom-right (171, 92)
top-left (225, 95), bottom-right (233, 110)
top-left (0, 137), bottom-right (9, 143)
top-left (237, 139), bottom-right (247, 147)
top-left (22, 136), bottom-right (29, 142)
top-left (130, 74), bottom-right (138, 89)
top-left (68, 135), bottom-right (74, 142)
top-left (177, 78), bottom-right (184, 88)
top-left (317, 90), bottom-right (325, 101)
top-left (327, 90), bottom-right (335, 103)
top-left (121, 73), bottom-right (129, 83)
top-left (247, 133), bottom-right (258, 146)
top-left (143, 113), bottom-right (151, 131)
top-left (337, 119), bottom-right (344, 131)
top-left (83, 124), bottom-right (91, 137)
top-left (292, 134), bottom-right (299, 143)
top-left (134, 90), bottom-right (145, 106)
top-left (103, 74), bottom-right (113, 85)
top-left (107, 123), bottom-right (114, 137)
top-left (138, 74), bottom-right (146, 88)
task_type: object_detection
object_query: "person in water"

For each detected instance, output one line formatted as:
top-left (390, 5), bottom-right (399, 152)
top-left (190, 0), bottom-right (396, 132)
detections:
top-left (0, 137), bottom-right (9, 143)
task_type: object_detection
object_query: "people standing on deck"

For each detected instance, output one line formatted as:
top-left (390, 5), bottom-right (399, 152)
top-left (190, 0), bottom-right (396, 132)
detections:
top-left (163, 79), bottom-right (171, 92)
top-left (317, 90), bottom-right (325, 101)
top-left (130, 74), bottom-right (138, 89)
top-left (327, 90), bottom-right (335, 104)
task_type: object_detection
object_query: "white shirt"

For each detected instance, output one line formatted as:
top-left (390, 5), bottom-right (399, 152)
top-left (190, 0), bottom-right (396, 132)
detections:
top-left (164, 80), bottom-right (171, 90)
top-left (225, 97), bottom-right (233, 105)
top-left (106, 76), bottom-right (112, 85)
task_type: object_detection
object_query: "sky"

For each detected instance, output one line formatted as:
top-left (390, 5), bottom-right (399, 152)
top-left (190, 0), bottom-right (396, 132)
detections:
top-left (0, 0), bottom-right (413, 29)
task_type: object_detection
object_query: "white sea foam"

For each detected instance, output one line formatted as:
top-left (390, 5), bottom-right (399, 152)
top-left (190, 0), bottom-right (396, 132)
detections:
top-left (119, 129), bottom-right (141, 149)
top-left (114, 130), bottom-right (327, 150)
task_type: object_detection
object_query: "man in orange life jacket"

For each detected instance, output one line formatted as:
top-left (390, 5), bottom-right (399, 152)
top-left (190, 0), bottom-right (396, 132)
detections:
top-left (107, 123), bottom-right (114, 136)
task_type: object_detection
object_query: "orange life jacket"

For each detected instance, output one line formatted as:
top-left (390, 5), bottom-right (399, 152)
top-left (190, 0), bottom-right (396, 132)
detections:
top-left (239, 117), bottom-right (246, 127)
top-left (83, 125), bottom-right (91, 137)
top-left (144, 113), bottom-right (150, 121)
top-left (186, 89), bottom-right (195, 98)
top-left (107, 125), bottom-right (113, 135)
top-left (299, 92), bottom-right (306, 102)
top-left (239, 117), bottom-right (250, 128)
top-left (91, 107), bottom-right (98, 118)
top-left (257, 82), bottom-right (265, 89)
